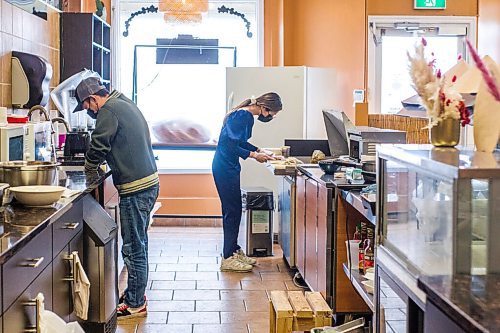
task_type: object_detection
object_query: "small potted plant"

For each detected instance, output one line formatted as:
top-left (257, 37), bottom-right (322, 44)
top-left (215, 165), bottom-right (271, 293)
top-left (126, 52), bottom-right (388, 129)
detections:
top-left (408, 38), bottom-right (470, 147)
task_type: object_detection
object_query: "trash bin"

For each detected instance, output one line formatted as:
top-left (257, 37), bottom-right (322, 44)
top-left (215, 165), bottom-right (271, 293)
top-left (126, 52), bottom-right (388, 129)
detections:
top-left (242, 187), bottom-right (274, 257)
top-left (81, 195), bottom-right (119, 333)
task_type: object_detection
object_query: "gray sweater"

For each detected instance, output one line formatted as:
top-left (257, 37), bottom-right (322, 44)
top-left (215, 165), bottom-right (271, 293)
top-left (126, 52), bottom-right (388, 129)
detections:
top-left (85, 91), bottom-right (159, 195)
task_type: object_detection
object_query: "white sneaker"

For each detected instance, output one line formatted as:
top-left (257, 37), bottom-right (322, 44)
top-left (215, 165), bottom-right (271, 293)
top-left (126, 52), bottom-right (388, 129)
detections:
top-left (220, 254), bottom-right (253, 272)
top-left (235, 249), bottom-right (257, 266)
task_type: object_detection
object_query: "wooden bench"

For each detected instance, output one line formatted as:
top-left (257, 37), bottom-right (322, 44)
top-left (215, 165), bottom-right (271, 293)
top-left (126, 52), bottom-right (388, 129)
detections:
top-left (269, 290), bottom-right (333, 333)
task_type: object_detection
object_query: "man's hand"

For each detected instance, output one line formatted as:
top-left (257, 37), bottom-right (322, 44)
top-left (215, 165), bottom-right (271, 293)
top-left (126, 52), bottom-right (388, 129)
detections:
top-left (251, 151), bottom-right (275, 163)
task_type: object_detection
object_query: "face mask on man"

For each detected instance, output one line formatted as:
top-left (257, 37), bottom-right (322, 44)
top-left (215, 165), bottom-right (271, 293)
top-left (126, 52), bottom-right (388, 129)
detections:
top-left (86, 97), bottom-right (99, 119)
top-left (87, 109), bottom-right (97, 120)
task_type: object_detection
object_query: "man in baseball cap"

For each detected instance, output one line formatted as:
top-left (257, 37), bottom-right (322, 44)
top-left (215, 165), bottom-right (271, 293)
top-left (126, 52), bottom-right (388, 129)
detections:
top-left (75, 76), bottom-right (159, 320)
top-left (74, 76), bottom-right (107, 119)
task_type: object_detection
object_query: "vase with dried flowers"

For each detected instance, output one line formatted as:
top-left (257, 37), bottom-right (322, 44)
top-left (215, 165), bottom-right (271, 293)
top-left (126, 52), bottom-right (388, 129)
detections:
top-left (465, 39), bottom-right (500, 153)
top-left (408, 38), bottom-right (470, 147)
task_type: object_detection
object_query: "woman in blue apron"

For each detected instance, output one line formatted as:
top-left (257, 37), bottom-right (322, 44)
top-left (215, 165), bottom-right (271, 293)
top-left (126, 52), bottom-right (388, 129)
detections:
top-left (213, 92), bottom-right (282, 272)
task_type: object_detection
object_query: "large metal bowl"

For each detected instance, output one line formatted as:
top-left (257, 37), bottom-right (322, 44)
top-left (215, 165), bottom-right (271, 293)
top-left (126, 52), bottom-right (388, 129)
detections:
top-left (0, 161), bottom-right (59, 186)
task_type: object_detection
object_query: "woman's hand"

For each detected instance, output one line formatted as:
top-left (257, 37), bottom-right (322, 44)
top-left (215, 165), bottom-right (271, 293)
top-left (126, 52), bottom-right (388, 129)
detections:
top-left (251, 151), bottom-right (275, 163)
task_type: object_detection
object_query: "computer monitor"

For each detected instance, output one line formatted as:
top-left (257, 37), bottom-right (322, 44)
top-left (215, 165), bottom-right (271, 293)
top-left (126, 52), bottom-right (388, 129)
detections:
top-left (322, 109), bottom-right (356, 157)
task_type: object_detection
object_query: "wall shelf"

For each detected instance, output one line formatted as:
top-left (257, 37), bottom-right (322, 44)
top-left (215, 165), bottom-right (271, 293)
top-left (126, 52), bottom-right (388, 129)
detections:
top-left (60, 13), bottom-right (112, 89)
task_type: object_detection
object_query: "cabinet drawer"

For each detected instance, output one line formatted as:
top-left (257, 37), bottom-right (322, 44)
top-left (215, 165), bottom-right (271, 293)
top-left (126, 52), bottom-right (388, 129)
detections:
top-left (3, 226), bottom-right (52, 311)
top-left (53, 200), bottom-right (83, 257)
top-left (4, 263), bottom-right (52, 333)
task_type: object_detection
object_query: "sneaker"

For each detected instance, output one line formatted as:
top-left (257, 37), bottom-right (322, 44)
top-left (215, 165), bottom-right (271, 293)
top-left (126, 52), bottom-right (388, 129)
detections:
top-left (119, 294), bottom-right (147, 305)
top-left (235, 249), bottom-right (257, 266)
top-left (220, 254), bottom-right (253, 272)
top-left (116, 302), bottom-right (147, 320)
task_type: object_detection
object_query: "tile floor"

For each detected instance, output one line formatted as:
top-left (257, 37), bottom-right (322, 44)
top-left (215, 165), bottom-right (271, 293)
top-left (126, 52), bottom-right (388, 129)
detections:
top-left (116, 226), bottom-right (303, 333)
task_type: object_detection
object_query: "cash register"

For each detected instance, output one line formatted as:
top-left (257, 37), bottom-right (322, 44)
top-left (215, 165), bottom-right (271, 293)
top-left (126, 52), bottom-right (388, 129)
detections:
top-left (322, 109), bottom-right (406, 162)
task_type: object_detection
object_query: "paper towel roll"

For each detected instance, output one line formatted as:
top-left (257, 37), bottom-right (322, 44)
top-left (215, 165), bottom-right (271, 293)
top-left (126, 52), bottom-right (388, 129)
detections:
top-left (0, 107), bottom-right (7, 126)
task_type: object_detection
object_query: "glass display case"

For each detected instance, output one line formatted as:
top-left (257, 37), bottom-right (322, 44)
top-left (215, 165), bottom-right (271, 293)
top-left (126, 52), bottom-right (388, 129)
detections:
top-left (377, 144), bottom-right (500, 277)
top-left (374, 144), bottom-right (500, 333)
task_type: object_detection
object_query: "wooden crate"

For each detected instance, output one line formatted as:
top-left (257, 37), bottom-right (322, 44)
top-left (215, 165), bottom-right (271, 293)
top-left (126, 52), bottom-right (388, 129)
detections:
top-left (269, 290), bottom-right (333, 333)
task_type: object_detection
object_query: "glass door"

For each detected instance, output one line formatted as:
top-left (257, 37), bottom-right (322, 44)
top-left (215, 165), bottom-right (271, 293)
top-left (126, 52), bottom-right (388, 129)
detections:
top-left (367, 16), bottom-right (476, 115)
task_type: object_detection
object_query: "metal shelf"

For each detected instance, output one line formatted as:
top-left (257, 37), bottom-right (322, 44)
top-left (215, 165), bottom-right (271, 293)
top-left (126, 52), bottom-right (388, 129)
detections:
top-left (342, 263), bottom-right (374, 312)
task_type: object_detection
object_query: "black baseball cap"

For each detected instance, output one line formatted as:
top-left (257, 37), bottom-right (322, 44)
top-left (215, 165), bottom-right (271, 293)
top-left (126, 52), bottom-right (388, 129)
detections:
top-left (74, 76), bottom-right (106, 112)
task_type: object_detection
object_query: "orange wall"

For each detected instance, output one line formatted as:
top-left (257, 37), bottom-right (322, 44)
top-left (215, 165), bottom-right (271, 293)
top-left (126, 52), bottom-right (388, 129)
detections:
top-left (265, 0), bottom-right (482, 119)
top-left (157, 174), bottom-right (221, 216)
top-left (281, 0), bottom-right (366, 120)
top-left (82, 0), bottom-right (112, 24)
top-left (478, 0), bottom-right (500, 62)
top-left (264, 0), bottom-right (284, 66)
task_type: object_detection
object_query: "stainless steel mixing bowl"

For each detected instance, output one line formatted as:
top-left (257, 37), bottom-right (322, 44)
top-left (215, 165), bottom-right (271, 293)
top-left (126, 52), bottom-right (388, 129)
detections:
top-left (0, 161), bottom-right (59, 186)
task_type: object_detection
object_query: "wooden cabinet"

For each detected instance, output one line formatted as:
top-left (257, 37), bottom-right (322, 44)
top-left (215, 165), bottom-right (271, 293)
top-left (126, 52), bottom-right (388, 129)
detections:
top-left (305, 178), bottom-right (318, 291)
top-left (60, 13), bottom-right (112, 90)
top-left (317, 183), bottom-right (328, 297)
top-left (4, 263), bottom-right (53, 333)
top-left (295, 175), bottom-right (329, 297)
top-left (295, 174), bottom-right (306, 278)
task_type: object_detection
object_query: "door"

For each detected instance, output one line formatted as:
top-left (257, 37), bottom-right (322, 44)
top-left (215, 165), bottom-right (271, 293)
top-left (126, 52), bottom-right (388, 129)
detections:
top-left (305, 178), bottom-right (318, 291)
top-left (317, 183), bottom-right (328, 297)
top-left (295, 174), bottom-right (306, 278)
top-left (367, 16), bottom-right (476, 115)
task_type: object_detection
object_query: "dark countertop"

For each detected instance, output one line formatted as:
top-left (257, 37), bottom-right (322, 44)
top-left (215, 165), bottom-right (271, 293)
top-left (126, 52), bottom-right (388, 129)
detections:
top-left (297, 165), bottom-right (369, 190)
top-left (0, 167), bottom-right (112, 264)
top-left (340, 190), bottom-right (376, 226)
top-left (418, 274), bottom-right (500, 333)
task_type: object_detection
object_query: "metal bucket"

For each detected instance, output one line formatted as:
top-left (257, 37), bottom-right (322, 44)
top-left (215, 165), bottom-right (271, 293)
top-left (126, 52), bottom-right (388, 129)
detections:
top-left (0, 161), bottom-right (59, 186)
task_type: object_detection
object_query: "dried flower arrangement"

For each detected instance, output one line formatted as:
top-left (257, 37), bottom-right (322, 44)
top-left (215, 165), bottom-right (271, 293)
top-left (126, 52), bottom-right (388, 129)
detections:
top-left (408, 38), bottom-right (470, 128)
top-left (466, 39), bottom-right (500, 102)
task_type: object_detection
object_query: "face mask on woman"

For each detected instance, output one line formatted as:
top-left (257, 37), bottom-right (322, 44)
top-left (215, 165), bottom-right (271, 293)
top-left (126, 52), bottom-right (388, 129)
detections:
top-left (258, 114), bottom-right (273, 123)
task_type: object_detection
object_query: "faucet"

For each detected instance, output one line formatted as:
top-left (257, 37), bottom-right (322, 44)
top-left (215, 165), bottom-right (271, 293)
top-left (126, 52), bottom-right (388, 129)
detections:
top-left (27, 105), bottom-right (50, 121)
top-left (50, 117), bottom-right (72, 163)
top-left (51, 117), bottom-right (71, 133)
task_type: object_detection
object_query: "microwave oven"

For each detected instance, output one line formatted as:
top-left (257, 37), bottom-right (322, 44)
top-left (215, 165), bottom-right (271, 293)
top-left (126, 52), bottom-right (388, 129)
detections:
top-left (25, 122), bottom-right (52, 161)
top-left (0, 124), bottom-right (27, 161)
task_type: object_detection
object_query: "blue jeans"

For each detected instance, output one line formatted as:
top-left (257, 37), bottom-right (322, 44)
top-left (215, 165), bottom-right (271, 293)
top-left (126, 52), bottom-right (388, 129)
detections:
top-left (119, 184), bottom-right (159, 308)
top-left (212, 167), bottom-right (242, 259)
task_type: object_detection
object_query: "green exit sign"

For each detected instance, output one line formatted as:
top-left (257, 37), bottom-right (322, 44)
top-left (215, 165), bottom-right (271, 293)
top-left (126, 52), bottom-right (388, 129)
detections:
top-left (415, 0), bottom-right (446, 9)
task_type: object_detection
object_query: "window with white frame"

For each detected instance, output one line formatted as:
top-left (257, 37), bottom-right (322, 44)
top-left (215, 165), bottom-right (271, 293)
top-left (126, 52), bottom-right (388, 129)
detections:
top-left (118, 0), bottom-right (262, 171)
top-left (367, 16), bottom-right (476, 115)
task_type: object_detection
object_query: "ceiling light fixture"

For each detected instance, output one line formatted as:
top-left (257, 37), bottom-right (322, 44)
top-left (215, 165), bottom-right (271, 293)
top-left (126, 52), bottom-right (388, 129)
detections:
top-left (158, 0), bottom-right (208, 23)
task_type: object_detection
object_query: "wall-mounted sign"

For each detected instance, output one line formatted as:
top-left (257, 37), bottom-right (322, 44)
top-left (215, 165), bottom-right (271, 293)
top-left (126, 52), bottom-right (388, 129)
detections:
top-left (415, 0), bottom-right (446, 9)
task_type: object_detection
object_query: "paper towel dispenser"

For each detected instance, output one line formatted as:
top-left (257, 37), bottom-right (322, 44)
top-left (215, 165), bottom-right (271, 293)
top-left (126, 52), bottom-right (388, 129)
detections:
top-left (11, 51), bottom-right (53, 109)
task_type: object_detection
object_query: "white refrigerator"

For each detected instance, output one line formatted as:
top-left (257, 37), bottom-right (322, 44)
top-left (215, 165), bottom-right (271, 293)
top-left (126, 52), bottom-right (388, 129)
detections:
top-left (226, 66), bottom-right (338, 230)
